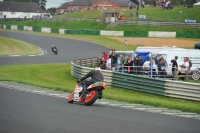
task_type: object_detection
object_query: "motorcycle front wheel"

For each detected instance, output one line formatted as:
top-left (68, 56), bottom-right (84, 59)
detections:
top-left (84, 90), bottom-right (99, 106)
top-left (67, 93), bottom-right (74, 103)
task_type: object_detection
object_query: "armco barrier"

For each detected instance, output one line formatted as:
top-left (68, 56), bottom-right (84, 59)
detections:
top-left (0, 24), bottom-right (199, 38)
top-left (6, 25), bottom-right (11, 30)
top-left (51, 28), bottom-right (59, 34)
top-left (41, 27), bottom-right (51, 33)
top-left (65, 29), bottom-right (100, 35)
top-left (176, 32), bottom-right (200, 38)
top-left (24, 26), bottom-right (33, 31)
top-left (11, 25), bottom-right (18, 30)
top-left (124, 31), bottom-right (148, 37)
top-left (71, 58), bottom-right (200, 102)
top-left (33, 26), bottom-right (41, 32)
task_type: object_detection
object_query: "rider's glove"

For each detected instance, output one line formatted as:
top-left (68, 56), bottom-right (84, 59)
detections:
top-left (77, 79), bottom-right (81, 83)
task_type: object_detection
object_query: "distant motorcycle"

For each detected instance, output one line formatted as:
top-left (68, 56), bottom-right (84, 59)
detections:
top-left (67, 81), bottom-right (106, 106)
top-left (52, 48), bottom-right (58, 55)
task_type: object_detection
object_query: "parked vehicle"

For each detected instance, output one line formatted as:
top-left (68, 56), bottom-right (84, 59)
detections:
top-left (136, 46), bottom-right (185, 57)
top-left (67, 81), bottom-right (106, 106)
top-left (154, 49), bottom-right (200, 76)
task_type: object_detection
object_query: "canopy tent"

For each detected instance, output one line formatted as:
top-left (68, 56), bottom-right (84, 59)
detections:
top-left (194, 2), bottom-right (200, 5)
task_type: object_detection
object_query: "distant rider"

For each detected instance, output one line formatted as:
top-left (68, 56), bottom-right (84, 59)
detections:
top-left (52, 45), bottom-right (57, 52)
top-left (77, 67), bottom-right (104, 99)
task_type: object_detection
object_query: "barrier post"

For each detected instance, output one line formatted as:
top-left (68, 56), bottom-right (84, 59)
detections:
top-left (175, 69), bottom-right (178, 81)
top-left (185, 70), bottom-right (188, 81)
top-left (86, 59), bottom-right (88, 67)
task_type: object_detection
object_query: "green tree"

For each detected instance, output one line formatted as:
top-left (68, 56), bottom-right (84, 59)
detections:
top-left (46, 7), bottom-right (57, 14)
top-left (40, 0), bottom-right (47, 11)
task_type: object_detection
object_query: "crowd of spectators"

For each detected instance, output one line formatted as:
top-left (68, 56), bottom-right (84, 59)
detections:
top-left (140, 0), bottom-right (173, 9)
top-left (98, 51), bottom-right (193, 79)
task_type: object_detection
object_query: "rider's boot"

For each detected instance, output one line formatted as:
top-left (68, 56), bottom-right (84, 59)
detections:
top-left (82, 82), bottom-right (88, 95)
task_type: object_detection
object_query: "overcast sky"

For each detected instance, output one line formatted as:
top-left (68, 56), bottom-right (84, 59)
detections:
top-left (46, 0), bottom-right (66, 8)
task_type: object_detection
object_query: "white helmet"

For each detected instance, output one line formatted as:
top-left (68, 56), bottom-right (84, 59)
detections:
top-left (95, 67), bottom-right (101, 72)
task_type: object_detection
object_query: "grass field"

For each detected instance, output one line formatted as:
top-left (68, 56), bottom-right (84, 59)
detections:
top-left (0, 64), bottom-right (199, 113)
top-left (0, 36), bottom-right (40, 56)
top-left (54, 6), bottom-right (200, 22)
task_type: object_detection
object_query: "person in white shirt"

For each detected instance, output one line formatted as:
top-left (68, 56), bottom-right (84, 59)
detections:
top-left (106, 57), bottom-right (111, 70)
top-left (178, 57), bottom-right (189, 80)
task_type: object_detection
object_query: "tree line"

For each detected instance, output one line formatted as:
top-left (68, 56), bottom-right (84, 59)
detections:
top-left (3, 0), bottom-right (47, 11)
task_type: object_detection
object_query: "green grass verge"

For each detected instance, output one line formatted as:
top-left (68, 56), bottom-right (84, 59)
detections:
top-left (0, 29), bottom-right (137, 51)
top-left (0, 36), bottom-right (40, 56)
top-left (1, 20), bottom-right (200, 33)
top-left (54, 6), bottom-right (200, 22)
top-left (0, 64), bottom-right (199, 113)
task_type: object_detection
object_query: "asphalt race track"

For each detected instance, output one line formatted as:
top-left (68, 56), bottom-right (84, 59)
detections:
top-left (0, 31), bottom-right (109, 65)
top-left (0, 31), bottom-right (200, 133)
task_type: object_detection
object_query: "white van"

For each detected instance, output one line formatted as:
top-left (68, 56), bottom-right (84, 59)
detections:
top-left (155, 49), bottom-right (200, 76)
top-left (136, 46), bottom-right (185, 57)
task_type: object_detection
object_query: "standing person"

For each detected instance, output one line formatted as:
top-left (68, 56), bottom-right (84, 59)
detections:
top-left (143, 57), bottom-right (150, 75)
top-left (171, 56), bottom-right (178, 78)
top-left (123, 55), bottom-right (129, 73)
top-left (118, 54), bottom-right (124, 72)
top-left (134, 55), bottom-right (143, 75)
top-left (106, 55), bottom-right (111, 70)
top-left (157, 57), bottom-right (166, 78)
top-left (178, 57), bottom-right (189, 80)
top-left (110, 49), bottom-right (118, 71)
top-left (127, 56), bottom-right (133, 74)
top-left (124, 40), bottom-right (127, 46)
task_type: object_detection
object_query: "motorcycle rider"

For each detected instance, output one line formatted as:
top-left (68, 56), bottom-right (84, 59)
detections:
top-left (77, 67), bottom-right (104, 99)
top-left (52, 45), bottom-right (57, 53)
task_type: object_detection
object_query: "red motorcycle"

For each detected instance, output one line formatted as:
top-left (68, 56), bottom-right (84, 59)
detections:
top-left (67, 81), bottom-right (106, 106)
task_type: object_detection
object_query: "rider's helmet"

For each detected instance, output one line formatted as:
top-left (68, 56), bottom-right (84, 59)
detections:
top-left (52, 45), bottom-right (54, 47)
top-left (95, 67), bottom-right (101, 72)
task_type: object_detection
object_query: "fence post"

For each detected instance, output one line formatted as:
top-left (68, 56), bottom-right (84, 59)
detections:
top-left (175, 69), bottom-right (178, 81)
top-left (185, 70), bottom-right (188, 81)
top-left (86, 58), bottom-right (88, 67)
top-left (92, 58), bottom-right (94, 66)
top-left (80, 59), bottom-right (83, 66)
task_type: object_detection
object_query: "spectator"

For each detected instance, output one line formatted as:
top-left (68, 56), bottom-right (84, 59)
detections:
top-left (118, 54), bottom-right (124, 72)
top-left (143, 57), bottom-right (150, 75)
top-left (111, 49), bottom-right (118, 71)
top-left (124, 40), bottom-right (127, 46)
top-left (141, 0), bottom-right (145, 8)
top-left (148, 58), bottom-right (157, 77)
top-left (178, 57), bottom-right (189, 80)
top-left (171, 56), bottom-right (178, 78)
top-left (106, 55), bottom-right (111, 70)
top-left (157, 57), bottom-right (166, 78)
top-left (161, 56), bottom-right (168, 67)
top-left (127, 56), bottom-right (133, 74)
top-left (187, 57), bottom-right (193, 76)
top-left (123, 55), bottom-right (129, 73)
top-left (134, 55), bottom-right (143, 75)
top-left (98, 57), bottom-right (106, 70)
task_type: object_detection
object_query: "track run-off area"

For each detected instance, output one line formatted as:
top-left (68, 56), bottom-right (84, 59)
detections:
top-left (0, 30), bottom-right (200, 133)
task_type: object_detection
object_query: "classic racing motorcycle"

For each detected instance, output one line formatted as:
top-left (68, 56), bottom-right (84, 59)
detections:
top-left (67, 81), bottom-right (106, 106)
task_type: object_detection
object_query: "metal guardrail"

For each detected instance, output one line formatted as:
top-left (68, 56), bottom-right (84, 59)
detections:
top-left (71, 57), bottom-right (200, 101)
top-left (118, 20), bottom-right (200, 28)
top-left (0, 18), bottom-right (101, 22)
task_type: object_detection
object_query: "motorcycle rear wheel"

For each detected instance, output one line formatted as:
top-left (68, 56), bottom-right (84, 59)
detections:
top-left (84, 90), bottom-right (99, 106)
top-left (67, 93), bottom-right (74, 103)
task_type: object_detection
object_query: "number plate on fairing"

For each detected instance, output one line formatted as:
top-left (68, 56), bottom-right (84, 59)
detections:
top-left (73, 92), bottom-right (80, 101)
